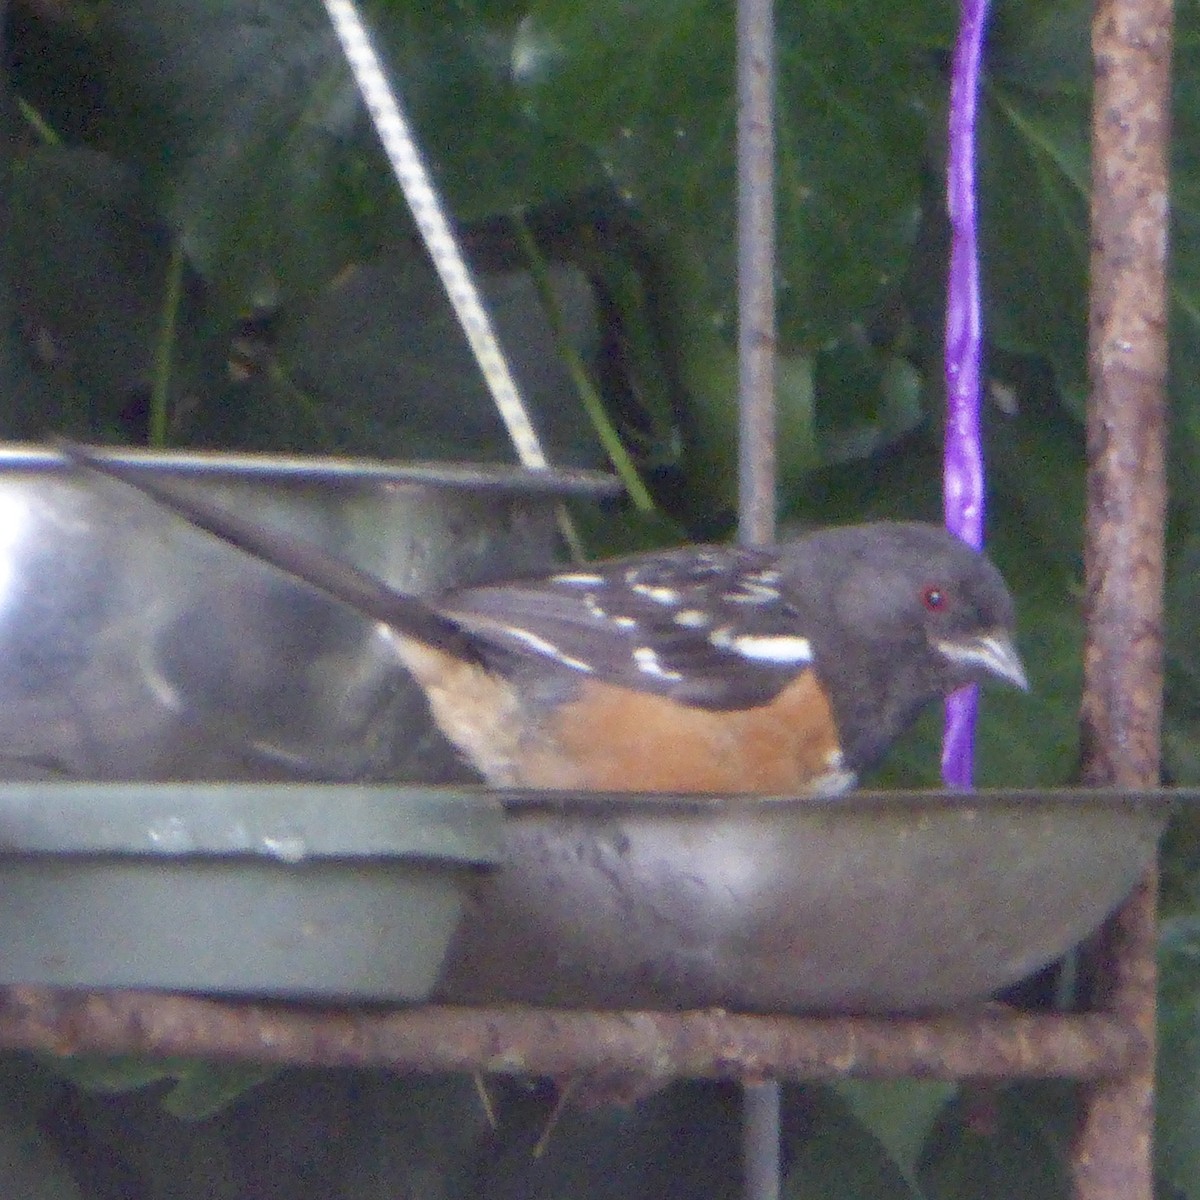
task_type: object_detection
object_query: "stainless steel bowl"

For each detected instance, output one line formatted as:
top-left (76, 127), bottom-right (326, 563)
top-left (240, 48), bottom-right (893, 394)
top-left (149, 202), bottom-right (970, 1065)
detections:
top-left (438, 787), bottom-right (1172, 1014)
top-left (0, 446), bottom-right (613, 784)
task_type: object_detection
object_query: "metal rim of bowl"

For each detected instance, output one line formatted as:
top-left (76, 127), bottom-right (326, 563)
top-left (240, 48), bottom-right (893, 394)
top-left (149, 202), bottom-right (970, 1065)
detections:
top-left (0, 443), bottom-right (622, 499)
top-left (485, 784), bottom-right (1184, 817)
top-left (0, 782), bottom-right (506, 862)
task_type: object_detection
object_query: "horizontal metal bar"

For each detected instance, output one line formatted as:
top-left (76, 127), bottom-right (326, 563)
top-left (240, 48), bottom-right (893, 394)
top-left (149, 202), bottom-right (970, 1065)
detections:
top-left (0, 988), bottom-right (1141, 1083)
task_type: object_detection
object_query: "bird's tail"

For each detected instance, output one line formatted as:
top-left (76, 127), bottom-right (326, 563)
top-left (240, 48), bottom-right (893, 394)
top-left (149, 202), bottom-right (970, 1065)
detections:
top-left (57, 441), bottom-right (473, 657)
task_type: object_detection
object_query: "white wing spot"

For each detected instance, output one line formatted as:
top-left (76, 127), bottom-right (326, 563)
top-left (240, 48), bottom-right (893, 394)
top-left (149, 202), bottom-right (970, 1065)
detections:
top-left (631, 582), bottom-right (681, 604)
top-left (587, 596), bottom-right (640, 631)
top-left (552, 572), bottom-right (605, 586)
top-left (733, 633), bottom-right (812, 663)
top-left (633, 645), bottom-right (683, 680)
top-left (673, 608), bottom-right (710, 628)
top-left (722, 579), bottom-right (781, 604)
top-left (710, 629), bottom-right (812, 663)
top-left (502, 625), bottom-right (594, 673)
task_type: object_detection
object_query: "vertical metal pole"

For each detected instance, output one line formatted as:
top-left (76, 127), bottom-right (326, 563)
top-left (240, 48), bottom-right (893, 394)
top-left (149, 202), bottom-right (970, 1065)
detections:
top-left (742, 1079), bottom-right (781, 1200)
top-left (1074, 0), bottom-right (1173, 1196)
top-left (737, 0), bottom-right (780, 1197)
top-left (737, 0), bottom-right (777, 550)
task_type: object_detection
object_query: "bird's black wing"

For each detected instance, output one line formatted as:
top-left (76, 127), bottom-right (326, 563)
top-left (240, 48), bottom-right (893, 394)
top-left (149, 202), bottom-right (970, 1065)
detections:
top-left (441, 544), bottom-right (821, 709)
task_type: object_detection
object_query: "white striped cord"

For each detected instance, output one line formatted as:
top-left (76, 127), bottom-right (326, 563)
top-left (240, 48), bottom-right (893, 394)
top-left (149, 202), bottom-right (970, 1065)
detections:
top-left (321, 0), bottom-right (550, 470)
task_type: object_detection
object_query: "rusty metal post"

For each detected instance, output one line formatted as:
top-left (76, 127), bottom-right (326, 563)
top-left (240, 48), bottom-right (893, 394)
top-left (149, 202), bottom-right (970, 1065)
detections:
top-left (1074, 0), bottom-right (1173, 1195)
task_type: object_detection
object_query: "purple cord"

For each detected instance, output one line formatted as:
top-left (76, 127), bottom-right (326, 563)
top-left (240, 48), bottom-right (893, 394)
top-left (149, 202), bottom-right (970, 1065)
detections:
top-left (942, 0), bottom-right (990, 787)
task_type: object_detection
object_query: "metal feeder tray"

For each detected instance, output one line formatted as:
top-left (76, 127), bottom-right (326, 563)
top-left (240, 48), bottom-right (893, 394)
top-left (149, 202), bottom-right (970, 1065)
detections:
top-left (437, 786), bottom-right (1173, 1014)
top-left (0, 785), bottom-right (1172, 1011)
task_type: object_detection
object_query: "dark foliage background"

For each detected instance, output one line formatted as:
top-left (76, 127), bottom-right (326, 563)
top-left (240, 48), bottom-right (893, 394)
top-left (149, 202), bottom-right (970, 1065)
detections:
top-left (1, 0), bottom-right (1199, 1196)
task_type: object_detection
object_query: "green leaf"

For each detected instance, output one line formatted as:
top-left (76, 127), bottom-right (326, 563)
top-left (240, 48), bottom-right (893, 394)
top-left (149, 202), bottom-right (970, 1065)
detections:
top-left (982, 358), bottom-right (1085, 573)
top-left (1165, 16), bottom-right (1200, 514)
top-left (917, 1084), bottom-right (1074, 1200)
top-left (11, 145), bottom-right (186, 426)
top-left (45, 1055), bottom-right (273, 1120)
top-left (783, 1084), bottom-right (926, 1200)
top-left (159, 1064), bottom-right (277, 1121)
top-left (815, 337), bottom-right (925, 466)
top-left (978, 0), bottom-right (1093, 420)
top-left (1157, 916), bottom-right (1200, 1199)
top-left (832, 1080), bottom-right (958, 1186)
top-left (987, 0), bottom-right (1092, 95)
top-left (367, 4), bottom-right (600, 216)
top-left (46, 1054), bottom-right (183, 1094)
top-left (92, 1), bottom-right (598, 316)
top-left (509, 0), bottom-right (947, 511)
top-left (669, 330), bottom-right (816, 516)
top-left (518, 0), bottom-right (937, 348)
top-left (978, 80), bottom-right (1090, 417)
top-left (255, 248), bottom-right (604, 464)
top-left (981, 0), bottom-right (1200, 522)
top-left (95, 0), bottom-right (372, 309)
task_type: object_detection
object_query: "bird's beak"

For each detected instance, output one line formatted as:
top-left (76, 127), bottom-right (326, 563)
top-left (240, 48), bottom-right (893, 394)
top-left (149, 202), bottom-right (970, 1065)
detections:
top-left (934, 630), bottom-right (1030, 692)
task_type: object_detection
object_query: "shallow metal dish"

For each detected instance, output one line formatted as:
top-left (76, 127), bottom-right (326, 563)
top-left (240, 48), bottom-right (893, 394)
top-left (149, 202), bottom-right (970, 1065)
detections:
top-left (0, 445), bottom-right (613, 784)
top-left (437, 787), bottom-right (1173, 1014)
top-left (0, 782), bottom-right (503, 999)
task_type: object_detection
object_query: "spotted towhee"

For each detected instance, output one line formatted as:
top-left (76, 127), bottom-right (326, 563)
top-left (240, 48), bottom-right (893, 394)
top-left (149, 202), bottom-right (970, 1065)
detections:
top-left (63, 445), bottom-right (1028, 794)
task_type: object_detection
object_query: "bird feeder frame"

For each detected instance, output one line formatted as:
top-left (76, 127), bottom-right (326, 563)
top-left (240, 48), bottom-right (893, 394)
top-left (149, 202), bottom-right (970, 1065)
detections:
top-left (0, 1), bottom-right (1174, 1197)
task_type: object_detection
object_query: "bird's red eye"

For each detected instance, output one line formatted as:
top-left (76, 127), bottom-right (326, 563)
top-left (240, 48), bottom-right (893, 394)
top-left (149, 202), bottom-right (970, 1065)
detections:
top-left (922, 585), bottom-right (947, 612)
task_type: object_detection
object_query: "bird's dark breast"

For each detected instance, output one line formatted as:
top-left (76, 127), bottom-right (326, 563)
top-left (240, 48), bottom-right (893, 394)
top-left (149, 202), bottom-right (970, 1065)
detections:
top-left (814, 634), bottom-right (943, 775)
top-left (515, 668), bottom-right (851, 794)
